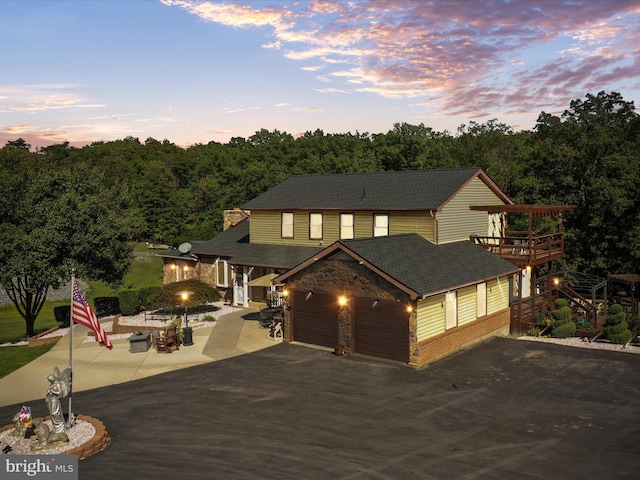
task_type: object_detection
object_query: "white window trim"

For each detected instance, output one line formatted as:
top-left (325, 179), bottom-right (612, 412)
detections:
top-left (309, 212), bottom-right (323, 240)
top-left (215, 258), bottom-right (230, 288)
top-left (445, 291), bottom-right (457, 330)
top-left (373, 213), bottom-right (389, 237)
top-left (282, 212), bottom-right (294, 238)
top-left (340, 213), bottom-right (354, 240)
top-left (477, 282), bottom-right (487, 318)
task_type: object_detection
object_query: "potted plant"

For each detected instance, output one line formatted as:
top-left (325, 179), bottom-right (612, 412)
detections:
top-left (334, 344), bottom-right (345, 356)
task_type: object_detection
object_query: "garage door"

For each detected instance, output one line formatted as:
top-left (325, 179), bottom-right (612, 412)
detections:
top-left (292, 291), bottom-right (339, 347)
top-left (354, 297), bottom-right (409, 363)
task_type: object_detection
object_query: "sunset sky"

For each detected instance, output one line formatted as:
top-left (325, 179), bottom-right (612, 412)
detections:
top-left (1, 0), bottom-right (639, 149)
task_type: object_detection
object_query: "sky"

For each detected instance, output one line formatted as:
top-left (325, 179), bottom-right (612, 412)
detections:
top-left (1, 0), bottom-right (639, 150)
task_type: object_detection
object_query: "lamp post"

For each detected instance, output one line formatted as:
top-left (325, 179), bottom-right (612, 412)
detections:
top-left (177, 290), bottom-right (194, 346)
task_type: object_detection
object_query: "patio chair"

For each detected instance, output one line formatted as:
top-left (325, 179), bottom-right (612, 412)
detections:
top-left (156, 325), bottom-right (179, 353)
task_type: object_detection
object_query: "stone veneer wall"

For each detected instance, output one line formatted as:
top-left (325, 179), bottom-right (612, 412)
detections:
top-left (223, 208), bottom-right (250, 230)
top-left (413, 309), bottom-right (510, 368)
top-left (282, 257), bottom-right (410, 353)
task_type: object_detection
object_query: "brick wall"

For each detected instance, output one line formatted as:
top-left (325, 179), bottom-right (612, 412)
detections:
top-left (413, 309), bottom-right (510, 368)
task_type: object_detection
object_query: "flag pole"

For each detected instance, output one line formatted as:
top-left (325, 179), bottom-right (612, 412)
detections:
top-left (67, 271), bottom-right (74, 429)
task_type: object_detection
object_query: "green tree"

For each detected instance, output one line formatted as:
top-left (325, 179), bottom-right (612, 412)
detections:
top-left (0, 162), bottom-right (133, 336)
top-left (532, 91), bottom-right (639, 274)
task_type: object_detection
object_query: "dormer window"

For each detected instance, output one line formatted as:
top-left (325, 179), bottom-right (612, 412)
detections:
top-left (282, 212), bottom-right (294, 238)
top-left (309, 213), bottom-right (323, 240)
top-left (373, 213), bottom-right (389, 237)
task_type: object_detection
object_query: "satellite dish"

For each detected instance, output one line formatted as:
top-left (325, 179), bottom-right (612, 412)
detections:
top-left (178, 242), bottom-right (192, 254)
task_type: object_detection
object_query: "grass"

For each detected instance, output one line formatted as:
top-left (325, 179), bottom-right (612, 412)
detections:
top-left (0, 343), bottom-right (57, 379)
top-left (0, 247), bottom-right (163, 377)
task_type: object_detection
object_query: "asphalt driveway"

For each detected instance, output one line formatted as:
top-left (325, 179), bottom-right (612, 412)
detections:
top-left (1, 337), bottom-right (639, 479)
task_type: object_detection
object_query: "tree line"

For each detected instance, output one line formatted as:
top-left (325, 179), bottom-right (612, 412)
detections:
top-left (2, 91), bottom-right (638, 282)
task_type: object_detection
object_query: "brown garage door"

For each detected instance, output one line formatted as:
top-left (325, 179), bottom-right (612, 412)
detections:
top-left (354, 297), bottom-right (409, 363)
top-left (292, 291), bottom-right (339, 348)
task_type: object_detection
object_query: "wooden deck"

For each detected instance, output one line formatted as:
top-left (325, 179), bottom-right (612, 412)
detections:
top-left (471, 232), bottom-right (565, 267)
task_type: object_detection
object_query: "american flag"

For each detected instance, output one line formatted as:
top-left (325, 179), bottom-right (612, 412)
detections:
top-left (72, 281), bottom-right (113, 350)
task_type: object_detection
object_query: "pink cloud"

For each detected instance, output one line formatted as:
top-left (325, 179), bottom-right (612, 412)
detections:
top-left (164, 1), bottom-right (640, 126)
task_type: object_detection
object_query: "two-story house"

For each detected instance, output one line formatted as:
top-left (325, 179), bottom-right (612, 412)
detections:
top-left (161, 168), bottom-right (565, 368)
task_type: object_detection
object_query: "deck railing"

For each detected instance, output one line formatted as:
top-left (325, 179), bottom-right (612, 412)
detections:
top-left (471, 232), bottom-right (565, 266)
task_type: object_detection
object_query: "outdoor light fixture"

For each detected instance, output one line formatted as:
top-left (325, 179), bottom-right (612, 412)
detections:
top-left (526, 265), bottom-right (532, 272)
top-left (338, 295), bottom-right (348, 307)
top-left (305, 292), bottom-right (313, 300)
top-left (553, 278), bottom-right (560, 286)
top-left (176, 290), bottom-right (195, 346)
top-left (406, 305), bottom-right (413, 314)
top-left (170, 264), bottom-right (176, 270)
top-left (371, 299), bottom-right (379, 308)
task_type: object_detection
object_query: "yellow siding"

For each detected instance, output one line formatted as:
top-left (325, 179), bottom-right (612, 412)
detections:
top-left (416, 295), bottom-right (446, 341)
top-left (487, 276), bottom-right (510, 314)
top-left (250, 210), bottom-right (436, 245)
top-left (437, 177), bottom-right (505, 244)
top-left (389, 212), bottom-right (435, 242)
top-left (457, 285), bottom-right (476, 326)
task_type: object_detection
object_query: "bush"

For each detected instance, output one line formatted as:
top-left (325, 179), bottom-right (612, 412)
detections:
top-left (608, 330), bottom-right (633, 345)
top-left (552, 321), bottom-right (576, 339)
top-left (118, 290), bottom-right (143, 316)
top-left (553, 298), bottom-right (568, 309)
top-left (53, 306), bottom-right (71, 328)
top-left (94, 297), bottom-right (120, 317)
top-left (550, 306), bottom-right (571, 323)
top-left (525, 327), bottom-right (541, 337)
top-left (604, 303), bottom-right (632, 344)
top-left (150, 280), bottom-right (221, 309)
top-left (139, 286), bottom-right (161, 309)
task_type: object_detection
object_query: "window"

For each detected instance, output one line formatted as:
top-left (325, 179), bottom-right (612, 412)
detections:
top-left (445, 291), bottom-right (457, 330)
top-left (476, 282), bottom-right (487, 318)
top-left (340, 213), bottom-right (354, 240)
top-left (215, 258), bottom-right (230, 287)
top-left (310, 213), bottom-right (323, 240)
top-left (373, 213), bottom-right (389, 237)
top-left (282, 212), bottom-right (294, 238)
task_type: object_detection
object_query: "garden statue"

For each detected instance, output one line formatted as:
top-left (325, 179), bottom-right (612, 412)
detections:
top-left (45, 366), bottom-right (71, 434)
top-left (30, 420), bottom-right (69, 451)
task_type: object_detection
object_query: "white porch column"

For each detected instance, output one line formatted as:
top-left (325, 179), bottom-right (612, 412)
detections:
top-left (242, 266), bottom-right (249, 307)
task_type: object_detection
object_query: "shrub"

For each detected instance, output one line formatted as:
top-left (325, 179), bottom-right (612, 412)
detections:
top-left (118, 290), bottom-right (143, 316)
top-left (553, 298), bottom-right (568, 309)
top-left (53, 306), bottom-right (71, 328)
top-left (608, 330), bottom-right (633, 345)
top-left (525, 327), bottom-right (541, 337)
top-left (94, 297), bottom-right (120, 317)
top-left (139, 286), bottom-right (161, 309)
top-left (550, 306), bottom-right (571, 323)
top-left (552, 321), bottom-right (576, 339)
top-left (604, 303), bottom-right (632, 344)
top-left (202, 315), bottom-right (216, 322)
top-left (606, 304), bottom-right (626, 325)
top-left (150, 280), bottom-right (221, 309)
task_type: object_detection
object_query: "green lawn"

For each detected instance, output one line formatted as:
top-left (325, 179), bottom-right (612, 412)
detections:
top-left (0, 248), bottom-right (163, 377)
top-left (0, 343), bottom-right (57, 379)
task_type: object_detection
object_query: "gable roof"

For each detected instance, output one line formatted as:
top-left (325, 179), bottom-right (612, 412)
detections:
top-left (189, 219), bottom-right (323, 269)
top-left (275, 234), bottom-right (520, 299)
top-left (242, 168), bottom-right (512, 211)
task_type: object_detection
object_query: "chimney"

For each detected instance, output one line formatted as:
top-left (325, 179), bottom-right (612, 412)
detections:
top-left (223, 208), bottom-right (250, 230)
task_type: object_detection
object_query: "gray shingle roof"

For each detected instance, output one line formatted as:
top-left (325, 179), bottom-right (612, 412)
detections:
top-left (190, 220), bottom-right (323, 269)
top-left (340, 234), bottom-right (520, 297)
top-left (242, 168), bottom-right (492, 211)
